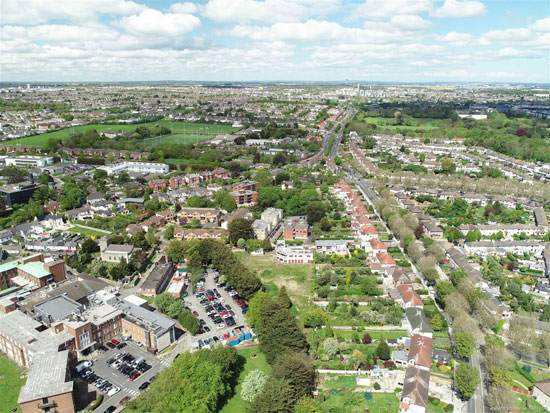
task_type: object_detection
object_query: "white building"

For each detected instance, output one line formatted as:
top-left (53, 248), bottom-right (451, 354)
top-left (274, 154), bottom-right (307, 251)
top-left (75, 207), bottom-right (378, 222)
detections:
top-left (533, 380), bottom-right (550, 411)
top-left (314, 240), bottom-right (350, 255)
top-left (3, 155), bottom-right (54, 168)
top-left (275, 244), bottom-right (313, 264)
top-left (261, 207), bottom-right (283, 228)
top-left (99, 161), bottom-right (169, 176)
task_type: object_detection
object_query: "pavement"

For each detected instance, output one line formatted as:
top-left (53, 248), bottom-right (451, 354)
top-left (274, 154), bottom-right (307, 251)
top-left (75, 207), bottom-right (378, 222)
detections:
top-left (93, 341), bottom-right (169, 412)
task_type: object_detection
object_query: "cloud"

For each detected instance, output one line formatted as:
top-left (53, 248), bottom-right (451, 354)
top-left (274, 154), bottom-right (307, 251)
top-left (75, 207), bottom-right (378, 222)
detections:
top-left (352, 0), bottom-right (432, 20)
top-left (389, 15), bottom-right (432, 30)
top-left (227, 19), bottom-right (427, 43)
top-left (437, 31), bottom-right (474, 46)
top-left (169, 2), bottom-right (198, 14)
top-left (479, 18), bottom-right (550, 48)
top-left (432, 0), bottom-right (486, 18)
top-left (1, 0), bottom-right (146, 24)
top-left (493, 47), bottom-right (542, 58)
top-left (119, 9), bottom-right (201, 37)
top-left (201, 0), bottom-right (311, 23)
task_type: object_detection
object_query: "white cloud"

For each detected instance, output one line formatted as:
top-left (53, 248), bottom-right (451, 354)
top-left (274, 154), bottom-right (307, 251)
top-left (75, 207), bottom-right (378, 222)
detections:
top-left (432, 0), bottom-right (486, 18)
top-left (353, 0), bottom-right (432, 20)
top-left (119, 9), bottom-right (201, 37)
top-left (201, 0), bottom-right (311, 23)
top-left (479, 21), bottom-right (550, 49)
top-left (228, 19), bottom-right (426, 43)
top-left (389, 15), bottom-right (432, 30)
top-left (437, 31), bottom-right (474, 46)
top-left (1, 0), bottom-right (146, 24)
top-left (494, 47), bottom-right (542, 58)
top-left (169, 2), bottom-right (198, 14)
top-left (529, 17), bottom-right (550, 33)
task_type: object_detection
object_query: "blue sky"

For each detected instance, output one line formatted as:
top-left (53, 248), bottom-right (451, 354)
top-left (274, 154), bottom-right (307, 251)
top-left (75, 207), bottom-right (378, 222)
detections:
top-left (1, 0), bottom-right (548, 82)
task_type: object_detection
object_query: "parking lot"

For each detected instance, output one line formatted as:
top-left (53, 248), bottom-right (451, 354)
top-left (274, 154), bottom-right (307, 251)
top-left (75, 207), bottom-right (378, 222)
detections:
top-left (182, 268), bottom-right (249, 350)
top-left (89, 341), bottom-right (170, 412)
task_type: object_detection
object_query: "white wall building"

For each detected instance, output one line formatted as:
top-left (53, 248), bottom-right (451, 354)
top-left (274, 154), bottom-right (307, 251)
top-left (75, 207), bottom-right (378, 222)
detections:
top-left (99, 161), bottom-right (169, 176)
top-left (4, 155), bottom-right (54, 167)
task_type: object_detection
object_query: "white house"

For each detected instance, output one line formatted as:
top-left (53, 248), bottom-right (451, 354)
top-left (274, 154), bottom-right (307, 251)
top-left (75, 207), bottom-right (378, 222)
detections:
top-left (533, 380), bottom-right (550, 411)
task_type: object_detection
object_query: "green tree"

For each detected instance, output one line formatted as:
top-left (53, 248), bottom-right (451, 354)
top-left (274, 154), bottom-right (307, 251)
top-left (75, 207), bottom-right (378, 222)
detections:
top-left (319, 217), bottom-right (331, 232)
top-left (489, 367), bottom-right (512, 387)
top-left (305, 201), bottom-right (326, 224)
top-left (256, 300), bottom-right (309, 365)
top-left (455, 332), bottom-right (475, 358)
top-left (376, 340), bottom-right (391, 360)
top-left (228, 218), bottom-right (253, 244)
top-left (163, 226), bottom-right (174, 240)
top-left (81, 238), bottom-right (99, 254)
top-left (247, 291), bottom-right (273, 328)
top-left (294, 397), bottom-right (321, 413)
top-left (178, 310), bottom-right (199, 335)
top-left (166, 239), bottom-right (186, 262)
top-left (302, 307), bottom-right (328, 328)
top-left (278, 286), bottom-right (291, 309)
top-left (441, 158), bottom-right (456, 174)
top-left (154, 293), bottom-right (176, 314)
top-left (431, 314), bottom-right (442, 331)
top-left (435, 282), bottom-right (456, 307)
top-left (188, 250), bottom-right (202, 271)
top-left (254, 169), bottom-right (273, 187)
top-left (456, 363), bottom-right (480, 399)
top-left (241, 369), bottom-right (268, 402)
top-left (465, 229), bottom-right (482, 242)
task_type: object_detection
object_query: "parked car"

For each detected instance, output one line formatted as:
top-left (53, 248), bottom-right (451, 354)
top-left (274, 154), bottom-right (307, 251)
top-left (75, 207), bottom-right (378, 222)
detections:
top-left (138, 382), bottom-right (150, 391)
top-left (192, 311), bottom-right (199, 317)
top-left (111, 339), bottom-right (120, 346)
top-left (130, 372), bottom-right (141, 381)
top-left (104, 406), bottom-right (116, 413)
top-left (120, 396), bottom-right (130, 405)
top-left (116, 342), bottom-right (126, 349)
top-left (106, 342), bottom-right (116, 349)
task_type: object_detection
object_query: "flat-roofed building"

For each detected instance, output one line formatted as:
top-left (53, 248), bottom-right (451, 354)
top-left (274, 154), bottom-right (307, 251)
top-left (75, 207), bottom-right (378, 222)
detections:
top-left (0, 182), bottom-right (41, 209)
top-left (18, 350), bottom-right (75, 413)
top-left (0, 310), bottom-right (73, 368)
top-left (4, 155), bottom-right (54, 168)
top-left (98, 161), bottom-right (169, 176)
top-left (115, 301), bottom-right (175, 352)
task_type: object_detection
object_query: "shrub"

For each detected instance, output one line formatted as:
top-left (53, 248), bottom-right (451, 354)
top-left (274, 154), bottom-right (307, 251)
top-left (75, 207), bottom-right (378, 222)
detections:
top-left (88, 394), bottom-right (104, 411)
top-left (373, 382), bottom-right (381, 390)
top-left (383, 361), bottom-right (395, 369)
top-left (362, 333), bottom-right (372, 344)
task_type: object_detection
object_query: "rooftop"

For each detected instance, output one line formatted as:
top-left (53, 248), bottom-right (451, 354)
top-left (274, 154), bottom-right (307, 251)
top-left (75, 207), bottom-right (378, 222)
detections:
top-left (18, 261), bottom-right (51, 279)
top-left (18, 350), bottom-right (72, 403)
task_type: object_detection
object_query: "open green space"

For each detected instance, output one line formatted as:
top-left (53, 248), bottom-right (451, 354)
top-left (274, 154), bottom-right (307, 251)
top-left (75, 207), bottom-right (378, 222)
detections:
top-left (238, 252), bottom-right (313, 304)
top-left (67, 226), bottom-right (111, 238)
top-left (220, 347), bottom-right (270, 413)
top-left (0, 356), bottom-right (25, 413)
top-left (318, 374), bottom-right (400, 413)
top-left (1, 120), bottom-right (238, 149)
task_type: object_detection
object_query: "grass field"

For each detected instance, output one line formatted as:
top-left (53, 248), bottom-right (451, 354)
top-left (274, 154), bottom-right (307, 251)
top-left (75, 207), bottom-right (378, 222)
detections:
top-left (0, 356), bottom-right (25, 413)
top-left (1, 120), bottom-right (238, 148)
top-left (238, 252), bottom-right (313, 305)
top-left (220, 347), bottom-right (270, 413)
top-left (67, 226), bottom-right (111, 238)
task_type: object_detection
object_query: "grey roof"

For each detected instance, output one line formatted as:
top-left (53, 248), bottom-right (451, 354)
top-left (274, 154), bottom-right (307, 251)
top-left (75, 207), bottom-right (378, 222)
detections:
top-left (315, 240), bottom-right (348, 247)
top-left (405, 307), bottom-right (433, 334)
top-left (0, 310), bottom-right (73, 355)
top-left (34, 295), bottom-right (82, 323)
top-left (402, 366), bottom-right (430, 408)
top-left (104, 244), bottom-right (135, 254)
top-left (392, 350), bottom-right (409, 362)
top-left (447, 247), bottom-right (482, 283)
top-left (18, 350), bottom-right (72, 403)
top-left (114, 301), bottom-right (175, 336)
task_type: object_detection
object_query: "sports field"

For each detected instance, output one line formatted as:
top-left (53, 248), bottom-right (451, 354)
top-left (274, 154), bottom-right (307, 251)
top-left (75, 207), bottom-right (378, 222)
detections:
top-left (0, 120), bottom-right (239, 148)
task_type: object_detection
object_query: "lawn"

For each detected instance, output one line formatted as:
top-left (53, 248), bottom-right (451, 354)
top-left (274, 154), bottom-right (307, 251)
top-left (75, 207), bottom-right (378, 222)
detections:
top-left (1, 120), bottom-right (238, 149)
top-left (67, 226), bottom-right (111, 238)
top-left (238, 252), bottom-right (313, 305)
top-left (220, 347), bottom-right (270, 413)
top-left (335, 329), bottom-right (407, 341)
top-left (0, 356), bottom-right (26, 413)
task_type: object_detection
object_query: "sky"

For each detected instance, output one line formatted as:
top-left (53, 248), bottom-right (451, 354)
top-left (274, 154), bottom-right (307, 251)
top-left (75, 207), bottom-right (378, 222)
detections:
top-left (1, 0), bottom-right (549, 83)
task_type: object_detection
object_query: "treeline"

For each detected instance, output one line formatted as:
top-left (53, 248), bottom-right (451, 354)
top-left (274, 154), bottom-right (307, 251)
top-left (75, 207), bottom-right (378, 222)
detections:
top-left (245, 290), bottom-right (315, 412)
top-left (127, 346), bottom-right (242, 413)
top-left (165, 239), bottom-right (262, 300)
top-left (364, 103), bottom-right (459, 120)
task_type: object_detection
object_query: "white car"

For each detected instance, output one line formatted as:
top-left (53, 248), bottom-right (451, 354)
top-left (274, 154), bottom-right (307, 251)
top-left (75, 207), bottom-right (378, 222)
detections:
top-left (217, 323), bottom-right (225, 329)
top-left (107, 386), bottom-right (120, 397)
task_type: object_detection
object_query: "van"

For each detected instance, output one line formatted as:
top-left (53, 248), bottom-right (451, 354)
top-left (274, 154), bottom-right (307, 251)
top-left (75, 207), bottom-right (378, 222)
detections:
top-left (132, 357), bottom-right (145, 368)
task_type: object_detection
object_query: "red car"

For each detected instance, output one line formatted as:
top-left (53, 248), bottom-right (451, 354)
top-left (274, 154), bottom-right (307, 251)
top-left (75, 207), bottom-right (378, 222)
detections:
top-left (111, 339), bottom-right (119, 346)
top-left (220, 312), bottom-right (228, 317)
top-left (192, 311), bottom-right (199, 317)
top-left (130, 372), bottom-right (141, 381)
top-left (120, 396), bottom-right (130, 405)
